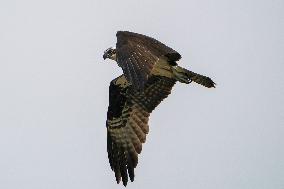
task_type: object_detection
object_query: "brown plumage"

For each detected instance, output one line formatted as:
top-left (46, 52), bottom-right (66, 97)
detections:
top-left (107, 75), bottom-right (176, 186)
top-left (103, 31), bottom-right (215, 186)
top-left (116, 31), bottom-right (181, 90)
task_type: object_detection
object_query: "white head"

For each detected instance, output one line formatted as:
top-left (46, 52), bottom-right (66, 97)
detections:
top-left (103, 47), bottom-right (117, 61)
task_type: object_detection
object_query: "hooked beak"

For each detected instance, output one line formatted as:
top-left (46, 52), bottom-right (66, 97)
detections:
top-left (103, 54), bottom-right (107, 60)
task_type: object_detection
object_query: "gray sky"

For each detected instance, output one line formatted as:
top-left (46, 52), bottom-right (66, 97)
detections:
top-left (0, 0), bottom-right (283, 188)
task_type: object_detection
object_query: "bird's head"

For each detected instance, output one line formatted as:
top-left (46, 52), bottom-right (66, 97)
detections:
top-left (103, 47), bottom-right (117, 61)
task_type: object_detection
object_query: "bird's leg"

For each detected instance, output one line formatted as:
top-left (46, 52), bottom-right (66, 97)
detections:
top-left (172, 66), bottom-right (192, 84)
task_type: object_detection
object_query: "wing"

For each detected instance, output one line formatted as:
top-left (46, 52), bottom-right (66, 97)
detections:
top-left (116, 31), bottom-right (181, 90)
top-left (106, 74), bottom-right (176, 186)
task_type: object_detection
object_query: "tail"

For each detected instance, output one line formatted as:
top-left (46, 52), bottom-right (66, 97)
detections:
top-left (172, 66), bottom-right (216, 88)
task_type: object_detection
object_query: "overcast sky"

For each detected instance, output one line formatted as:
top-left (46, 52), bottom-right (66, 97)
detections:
top-left (0, 0), bottom-right (283, 188)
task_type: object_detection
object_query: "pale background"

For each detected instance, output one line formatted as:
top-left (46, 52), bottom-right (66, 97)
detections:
top-left (0, 0), bottom-right (283, 188)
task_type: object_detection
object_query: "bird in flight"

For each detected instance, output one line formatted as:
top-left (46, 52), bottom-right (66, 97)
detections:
top-left (103, 31), bottom-right (215, 186)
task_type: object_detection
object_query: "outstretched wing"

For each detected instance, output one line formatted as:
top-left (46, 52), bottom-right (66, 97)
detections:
top-left (116, 31), bottom-right (181, 90)
top-left (106, 74), bottom-right (176, 186)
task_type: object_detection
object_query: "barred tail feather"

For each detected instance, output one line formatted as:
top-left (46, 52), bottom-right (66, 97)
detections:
top-left (173, 66), bottom-right (216, 88)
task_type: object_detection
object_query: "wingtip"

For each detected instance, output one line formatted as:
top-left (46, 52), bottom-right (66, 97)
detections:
top-left (115, 176), bottom-right (128, 187)
top-left (122, 180), bottom-right (128, 187)
top-left (130, 177), bottom-right (134, 182)
top-left (116, 177), bottom-right (121, 184)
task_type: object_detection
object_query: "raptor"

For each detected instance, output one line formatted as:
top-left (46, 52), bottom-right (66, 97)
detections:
top-left (103, 31), bottom-right (215, 186)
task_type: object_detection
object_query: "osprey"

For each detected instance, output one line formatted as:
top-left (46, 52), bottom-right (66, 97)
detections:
top-left (103, 31), bottom-right (215, 186)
